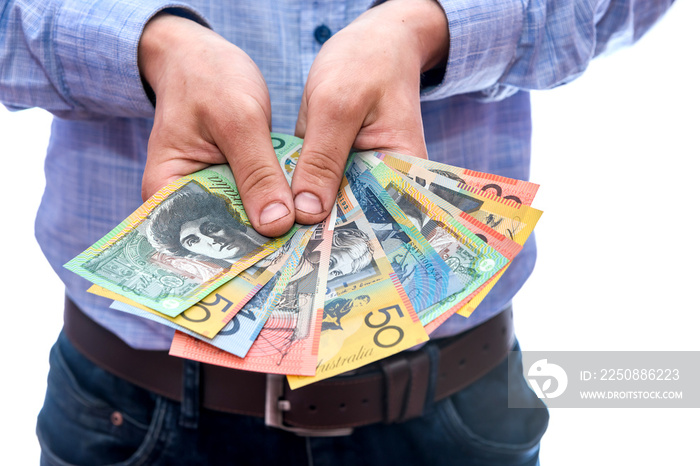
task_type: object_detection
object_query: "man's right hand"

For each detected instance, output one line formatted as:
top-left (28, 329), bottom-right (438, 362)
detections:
top-left (138, 13), bottom-right (295, 237)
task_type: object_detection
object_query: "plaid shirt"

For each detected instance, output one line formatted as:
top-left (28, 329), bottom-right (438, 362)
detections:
top-left (1, 0), bottom-right (673, 348)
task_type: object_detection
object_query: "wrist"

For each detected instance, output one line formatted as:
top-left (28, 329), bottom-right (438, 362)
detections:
top-left (413, 0), bottom-right (450, 72)
top-left (138, 13), bottom-right (209, 95)
top-left (375, 0), bottom-right (449, 72)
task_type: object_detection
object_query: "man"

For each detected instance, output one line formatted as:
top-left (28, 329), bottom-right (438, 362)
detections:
top-left (0, 0), bottom-right (674, 464)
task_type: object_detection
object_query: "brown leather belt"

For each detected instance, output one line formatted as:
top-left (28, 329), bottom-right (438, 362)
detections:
top-left (64, 297), bottom-right (514, 436)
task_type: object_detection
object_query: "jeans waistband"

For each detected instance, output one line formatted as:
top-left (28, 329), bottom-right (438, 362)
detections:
top-left (63, 296), bottom-right (514, 435)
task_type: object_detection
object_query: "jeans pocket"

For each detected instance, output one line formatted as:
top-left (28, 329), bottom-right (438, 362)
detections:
top-left (435, 342), bottom-right (549, 466)
top-left (36, 334), bottom-right (171, 466)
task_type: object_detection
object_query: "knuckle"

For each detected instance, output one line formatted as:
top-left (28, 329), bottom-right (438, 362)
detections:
top-left (356, 126), bottom-right (422, 151)
top-left (310, 85), bottom-right (369, 122)
top-left (297, 148), bottom-right (346, 188)
top-left (202, 93), bottom-right (269, 135)
top-left (231, 93), bottom-right (269, 120)
top-left (235, 163), bottom-right (285, 198)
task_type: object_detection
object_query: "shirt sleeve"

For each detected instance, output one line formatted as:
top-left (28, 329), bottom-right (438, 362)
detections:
top-left (422, 0), bottom-right (675, 101)
top-left (0, 0), bottom-right (208, 119)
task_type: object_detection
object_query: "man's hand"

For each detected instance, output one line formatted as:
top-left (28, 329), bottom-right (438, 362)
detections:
top-left (292, 0), bottom-right (449, 224)
top-left (138, 3), bottom-right (448, 236)
top-left (138, 14), bottom-right (295, 237)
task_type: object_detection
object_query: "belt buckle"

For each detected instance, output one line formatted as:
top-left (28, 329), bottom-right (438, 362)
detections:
top-left (264, 374), bottom-right (354, 437)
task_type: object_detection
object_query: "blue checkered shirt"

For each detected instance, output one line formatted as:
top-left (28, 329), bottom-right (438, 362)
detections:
top-left (1, 0), bottom-right (672, 348)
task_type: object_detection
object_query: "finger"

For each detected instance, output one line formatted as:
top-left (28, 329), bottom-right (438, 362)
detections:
top-left (214, 109), bottom-right (296, 237)
top-left (141, 153), bottom-right (213, 201)
top-left (291, 93), bottom-right (363, 224)
top-left (354, 121), bottom-right (429, 160)
top-left (294, 87), bottom-right (308, 139)
top-left (141, 117), bottom-right (226, 201)
top-left (351, 88), bottom-right (429, 160)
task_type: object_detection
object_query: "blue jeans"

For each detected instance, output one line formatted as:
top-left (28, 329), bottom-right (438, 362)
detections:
top-left (37, 331), bottom-right (548, 465)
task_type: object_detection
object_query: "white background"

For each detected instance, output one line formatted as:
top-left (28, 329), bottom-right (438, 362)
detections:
top-left (1, 1), bottom-right (698, 464)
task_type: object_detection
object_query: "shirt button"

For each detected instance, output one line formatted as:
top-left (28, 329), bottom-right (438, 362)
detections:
top-left (314, 25), bottom-right (332, 44)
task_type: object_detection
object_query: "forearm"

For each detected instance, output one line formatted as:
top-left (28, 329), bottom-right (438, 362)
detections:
top-left (424, 0), bottom-right (675, 101)
top-left (0, 0), bottom-right (206, 119)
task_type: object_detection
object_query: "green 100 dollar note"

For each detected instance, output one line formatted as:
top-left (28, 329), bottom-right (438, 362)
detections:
top-left (65, 134), bottom-right (301, 317)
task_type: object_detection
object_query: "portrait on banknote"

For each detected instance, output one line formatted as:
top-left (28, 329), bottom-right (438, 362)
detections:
top-left (146, 181), bottom-right (268, 267)
top-left (260, 222), bottom-right (375, 360)
top-left (386, 183), bottom-right (473, 264)
top-left (325, 224), bottom-right (377, 290)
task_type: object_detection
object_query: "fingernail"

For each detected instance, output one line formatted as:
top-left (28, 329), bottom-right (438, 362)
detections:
top-left (260, 202), bottom-right (290, 225)
top-left (294, 192), bottom-right (323, 215)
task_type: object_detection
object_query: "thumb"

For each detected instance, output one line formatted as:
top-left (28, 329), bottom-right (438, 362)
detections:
top-left (219, 126), bottom-right (296, 237)
top-left (292, 104), bottom-right (360, 224)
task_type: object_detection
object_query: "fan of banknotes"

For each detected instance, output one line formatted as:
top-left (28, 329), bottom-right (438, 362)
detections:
top-left (65, 133), bottom-right (542, 389)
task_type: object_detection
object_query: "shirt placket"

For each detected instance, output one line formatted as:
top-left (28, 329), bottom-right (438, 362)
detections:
top-left (298, 1), bottom-right (348, 85)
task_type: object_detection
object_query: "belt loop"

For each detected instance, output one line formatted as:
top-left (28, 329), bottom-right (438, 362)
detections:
top-left (179, 360), bottom-right (201, 429)
top-left (401, 349), bottom-right (430, 421)
top-left (380, 346), bottom-right (435, 423)
top-left (380, 357), bottom-right (411, 423)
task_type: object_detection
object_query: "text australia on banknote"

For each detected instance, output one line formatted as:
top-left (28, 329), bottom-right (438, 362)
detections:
top-left (65, 132), bottom-right (542, 388)
top-left (288, 175), bottom-right (429, 388)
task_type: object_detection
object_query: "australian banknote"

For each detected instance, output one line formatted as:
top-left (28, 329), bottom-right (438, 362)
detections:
top-left (371, 151), bottom-right (543, 246)
top-left (107, 225), bottom-right (312, 356)
top-left (374, 150), bottom-right (540, 206)
top-left (88, 233), bottom-right (293, 338)
top-left (65, 137), bottom-right (301, 317)
top-left (287, 178), bottom-right (428, 388)
top-left (367, 152), bottom-right (543, 319)
top-left (344, 157), bottom-right (464, 319)
top-left (355, 153), bottom-right (509, 328)
top-left (170, 216), bottom-right (335, 375)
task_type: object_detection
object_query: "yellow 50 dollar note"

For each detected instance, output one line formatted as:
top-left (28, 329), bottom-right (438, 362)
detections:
top-left (287, 177), bottom-right (429, 389)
